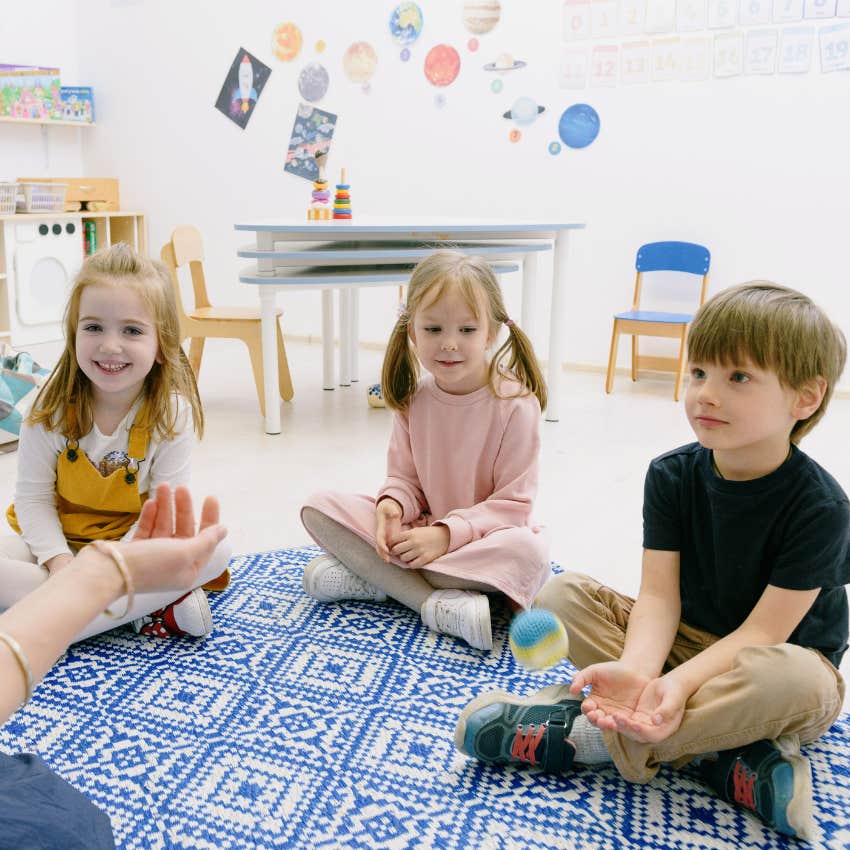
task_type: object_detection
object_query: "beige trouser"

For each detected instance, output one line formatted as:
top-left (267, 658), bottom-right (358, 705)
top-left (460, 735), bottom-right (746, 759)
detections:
top-left (535, 571), bottom-right (846, 783)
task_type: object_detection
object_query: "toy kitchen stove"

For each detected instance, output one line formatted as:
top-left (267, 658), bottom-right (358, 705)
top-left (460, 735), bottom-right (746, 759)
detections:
top-left (3, 215), bottom-right (84, 346)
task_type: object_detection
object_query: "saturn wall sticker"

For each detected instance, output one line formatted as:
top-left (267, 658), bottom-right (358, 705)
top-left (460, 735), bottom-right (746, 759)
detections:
top-left (484, 52), bottom-right (526, 73)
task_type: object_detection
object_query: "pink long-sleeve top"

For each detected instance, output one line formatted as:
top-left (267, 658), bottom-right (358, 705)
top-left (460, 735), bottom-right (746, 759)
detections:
top-left (377, 374), bottom-right (542, 550)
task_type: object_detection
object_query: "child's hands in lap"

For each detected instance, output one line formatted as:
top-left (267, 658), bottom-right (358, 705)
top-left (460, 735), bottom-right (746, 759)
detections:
top-left (390, 525), bottom-right (450, 569)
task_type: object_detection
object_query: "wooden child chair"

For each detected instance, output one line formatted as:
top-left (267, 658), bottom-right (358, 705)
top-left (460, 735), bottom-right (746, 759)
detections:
top-left (160, 225), bottom-right (293, 415)
top-left (605, 241), bottom-right (710, 401)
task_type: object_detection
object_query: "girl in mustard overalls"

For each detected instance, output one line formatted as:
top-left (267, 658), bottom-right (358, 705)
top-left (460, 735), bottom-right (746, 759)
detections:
top-left (0, 244), bottom-right (231, 641)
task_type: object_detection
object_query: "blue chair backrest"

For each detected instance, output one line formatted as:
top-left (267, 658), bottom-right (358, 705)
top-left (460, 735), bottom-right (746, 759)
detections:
top-left (635, 242), bottom-right (710, 276)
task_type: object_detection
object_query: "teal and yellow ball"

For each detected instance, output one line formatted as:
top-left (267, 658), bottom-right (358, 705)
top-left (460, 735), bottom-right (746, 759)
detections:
top-left (509, 609), bottom-right (569, 670)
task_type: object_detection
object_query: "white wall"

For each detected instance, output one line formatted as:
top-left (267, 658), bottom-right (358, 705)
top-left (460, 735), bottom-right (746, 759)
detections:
top-left (5, 0), bottom-right (849, 388)
top-left (0, 1), bottom-right (84, 178)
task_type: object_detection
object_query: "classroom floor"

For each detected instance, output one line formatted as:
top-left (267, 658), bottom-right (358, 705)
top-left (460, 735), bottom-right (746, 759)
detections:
top-left (2, 337), bottom-right (849, 708)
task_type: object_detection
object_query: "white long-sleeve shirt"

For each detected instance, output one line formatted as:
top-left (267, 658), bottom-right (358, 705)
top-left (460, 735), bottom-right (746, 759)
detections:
top-left (11, 396), bottom-right (194, 564)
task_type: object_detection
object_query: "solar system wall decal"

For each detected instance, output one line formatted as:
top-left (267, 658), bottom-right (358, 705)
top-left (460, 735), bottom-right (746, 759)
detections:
top-left (215, 2), bottom-right (607, 158)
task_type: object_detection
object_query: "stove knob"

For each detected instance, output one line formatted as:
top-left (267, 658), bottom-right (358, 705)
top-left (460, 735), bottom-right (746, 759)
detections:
top-left (66, 223), bottom-right (76, 235)
top-left (52, 224), bottom-right (62, 235)
top-left (39, 224), bottom-right (49, 235)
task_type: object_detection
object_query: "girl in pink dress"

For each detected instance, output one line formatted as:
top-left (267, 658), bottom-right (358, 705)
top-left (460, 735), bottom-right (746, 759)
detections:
top-left (301, 251), bottom-right (551, 650)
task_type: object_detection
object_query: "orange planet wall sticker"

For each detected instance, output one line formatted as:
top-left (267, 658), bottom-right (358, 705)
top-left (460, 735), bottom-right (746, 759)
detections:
top-left (424, 44), bottom-right (460, 86)
top-left (343, 41), bottom-right (378, 84)
top-left (273, 22), bottom-right (303, 62)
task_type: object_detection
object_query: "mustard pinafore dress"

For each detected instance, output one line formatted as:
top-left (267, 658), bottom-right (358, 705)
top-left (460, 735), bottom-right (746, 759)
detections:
top-left (6, 412), bottom-right (230, 590)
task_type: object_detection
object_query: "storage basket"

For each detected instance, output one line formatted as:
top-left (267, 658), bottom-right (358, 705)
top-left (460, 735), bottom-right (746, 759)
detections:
top-left (0, 182), bottom-right (17, 215)
top-left (16, 182), bottom-right (68, 214)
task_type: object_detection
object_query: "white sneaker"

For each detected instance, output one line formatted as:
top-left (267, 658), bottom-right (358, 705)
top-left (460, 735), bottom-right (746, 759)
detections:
top-left (421, 589), bottom-right (492, 650)
top-left (302, 553), bottom-right (387, 602)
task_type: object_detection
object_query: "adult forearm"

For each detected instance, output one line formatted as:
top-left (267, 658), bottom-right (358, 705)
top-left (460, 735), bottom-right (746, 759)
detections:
top-left (0, 548), bottom-right (121, 722)
top-left (620, 592), bottom-right (681, 678)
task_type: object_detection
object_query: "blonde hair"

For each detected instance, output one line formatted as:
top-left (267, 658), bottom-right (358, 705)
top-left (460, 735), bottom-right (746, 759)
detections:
top-left (381, 251), bottom-right (547, 412)
top-left (29, 243), bottom-right (203, 441)
top-left (687, 281), bottom-right (846, 442)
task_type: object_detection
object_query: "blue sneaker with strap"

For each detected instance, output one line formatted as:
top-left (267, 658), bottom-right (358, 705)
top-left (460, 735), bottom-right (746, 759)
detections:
top-left (698, 737), bottom-right (816, 840)
top-left (454, 684), bottom-right (583, 773)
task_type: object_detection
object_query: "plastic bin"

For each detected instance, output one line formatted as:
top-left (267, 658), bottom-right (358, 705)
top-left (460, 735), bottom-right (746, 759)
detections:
top-left (16, 182), bottom-right (68, 213)
top-left (0, 182), bottom-right (17, 215)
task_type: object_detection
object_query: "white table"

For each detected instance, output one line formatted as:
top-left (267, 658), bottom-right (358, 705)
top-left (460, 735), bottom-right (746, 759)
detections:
top-left (235, 217), bottom-right (586, 434)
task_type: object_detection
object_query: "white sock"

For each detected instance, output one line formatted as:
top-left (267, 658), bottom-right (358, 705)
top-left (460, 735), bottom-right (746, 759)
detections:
top-left (569, 715), bottom-right (612, 765)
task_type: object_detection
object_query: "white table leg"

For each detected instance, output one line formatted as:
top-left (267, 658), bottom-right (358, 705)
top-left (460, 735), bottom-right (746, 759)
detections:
top-left (351, 288), bottom-right (359, 382)
top-left (520, 252), bottom-right (538, 346)
top-left (546, 231), bottom-right (571, 423)
top-left (339, 288), bottom-right (351, 387)
top-left (322, 289), bottom-right (334, 390)
top-left (259, 287), bottom-right (281, 434)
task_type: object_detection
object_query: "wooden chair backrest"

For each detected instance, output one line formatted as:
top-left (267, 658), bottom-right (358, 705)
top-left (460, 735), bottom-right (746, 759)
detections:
top-left (169, 225), bottom-right (211, 310)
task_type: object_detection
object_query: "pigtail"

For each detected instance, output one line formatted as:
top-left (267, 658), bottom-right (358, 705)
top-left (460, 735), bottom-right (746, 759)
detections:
top-left (381, 314), bottom-right (420, 411)
top-left (490, 321), bottom-right (548, 412)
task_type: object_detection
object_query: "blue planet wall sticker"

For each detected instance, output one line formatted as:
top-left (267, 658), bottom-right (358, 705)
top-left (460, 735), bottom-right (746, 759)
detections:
top-left (558, 103), bottom-right (600, 149)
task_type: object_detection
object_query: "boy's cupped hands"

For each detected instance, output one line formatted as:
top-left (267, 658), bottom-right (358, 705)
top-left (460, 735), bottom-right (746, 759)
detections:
top-left (570, 661), bottom-right (688, 744)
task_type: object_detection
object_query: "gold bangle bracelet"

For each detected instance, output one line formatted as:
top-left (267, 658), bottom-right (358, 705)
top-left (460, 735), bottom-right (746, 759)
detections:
top-left (91, 540), bottom-right (135, 619)
top-left (0, 629), bottom-right (34, 706)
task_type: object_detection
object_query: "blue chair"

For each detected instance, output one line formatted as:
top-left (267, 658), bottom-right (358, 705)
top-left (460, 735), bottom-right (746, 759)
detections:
top-left (605, 241), bottom-right (711, 401)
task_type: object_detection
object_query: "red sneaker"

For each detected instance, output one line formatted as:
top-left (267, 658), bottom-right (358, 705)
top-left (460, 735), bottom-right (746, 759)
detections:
top-left (132, 588), bottom-right (213, 638)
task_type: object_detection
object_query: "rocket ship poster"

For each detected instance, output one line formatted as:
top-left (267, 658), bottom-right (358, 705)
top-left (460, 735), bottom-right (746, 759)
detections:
top-left (215, 47), bottom-right (271, 129)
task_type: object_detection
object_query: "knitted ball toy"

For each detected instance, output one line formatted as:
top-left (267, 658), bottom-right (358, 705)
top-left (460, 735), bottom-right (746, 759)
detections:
top-left (509, 608), bottom-right (569, 670)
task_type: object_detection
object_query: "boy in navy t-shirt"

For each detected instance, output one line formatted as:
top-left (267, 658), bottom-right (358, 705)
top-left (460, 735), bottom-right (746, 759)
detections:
top-left (455, 282), bottom-right (849, 840)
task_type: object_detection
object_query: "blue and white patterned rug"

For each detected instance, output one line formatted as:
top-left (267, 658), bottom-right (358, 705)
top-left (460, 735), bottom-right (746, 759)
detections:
top-left (1, 547), bottom-right (848, 849)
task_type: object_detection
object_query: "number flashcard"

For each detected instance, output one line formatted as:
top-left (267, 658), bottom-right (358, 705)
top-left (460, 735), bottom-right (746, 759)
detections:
top-left (745, 28), bottom-right (779, 71)
top-left (678, 0), bottom-right (709, 29)
top-left (560, 47), bottom-right (590, 86)
top-left (819, 20), bottom-right (850, 69)
top-left (678, 36), bottom-right (711, 78)
top-left (773, 0), bottom-right (804, 21)
top-left (591, 0), bottom-right (620, 37)
top-left (778, 25), bottom-right (815, 70)
top-left (740, 0), bottom-right (772, 24)
top-left (804, 0), bottom-right (837, 18)
top-left (652, 36), bottom-right (680, 78)
top-left (708, 0), bottom-right (739, 27)
top-left (563, 0), bottom-right (592, 40)
top-left (591, 45), bottom-right (620, 84)
top-left (621, 0), bottom-right (648, 33)
top-left (645, 0), bottom-right (677, 31)
top-left (621, 40), bottom-right (652, 81)
top-left (713, 30), bottom-right (744, 74)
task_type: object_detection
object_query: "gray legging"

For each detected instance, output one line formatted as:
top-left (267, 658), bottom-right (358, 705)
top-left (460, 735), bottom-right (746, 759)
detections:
top-left (301, 506), bottom-right (497, 614)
